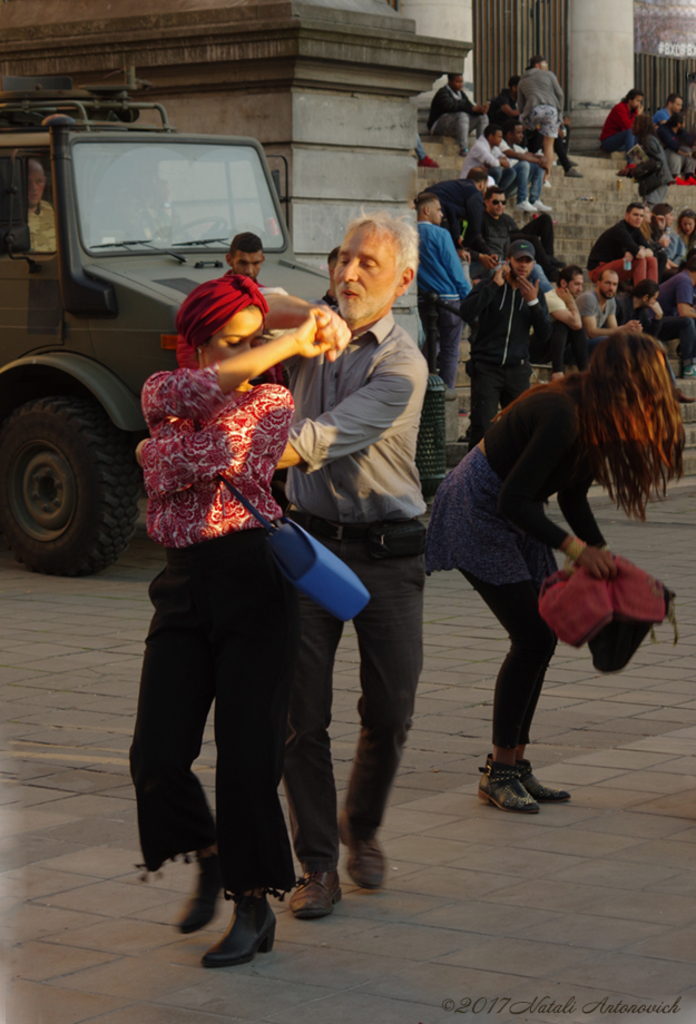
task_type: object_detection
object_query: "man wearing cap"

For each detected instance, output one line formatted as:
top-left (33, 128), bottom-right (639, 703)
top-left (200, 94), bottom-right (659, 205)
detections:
top-left (459, 239), bottom-right (551, 446)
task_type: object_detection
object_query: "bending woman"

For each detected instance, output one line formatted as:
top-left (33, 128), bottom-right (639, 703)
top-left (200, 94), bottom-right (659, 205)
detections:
top-left (130, 274), bottom-right (347, 967)
top-left (426, 332), bottom-right (683, 812)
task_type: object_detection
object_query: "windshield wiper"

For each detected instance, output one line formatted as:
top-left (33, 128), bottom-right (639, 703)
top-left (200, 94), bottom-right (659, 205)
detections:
top-left (172, 237), bottom-right (228, 248)
top-left (92, 239), bottom-right (187, 264)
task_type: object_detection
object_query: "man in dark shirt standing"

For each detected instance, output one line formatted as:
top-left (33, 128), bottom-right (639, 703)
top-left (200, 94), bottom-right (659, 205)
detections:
top-left (587, 201), bottom-right (658, 285)
top-left (460, 238), bottom-right (551, 445)
top-left (428, 72), bottom-right (490, 156)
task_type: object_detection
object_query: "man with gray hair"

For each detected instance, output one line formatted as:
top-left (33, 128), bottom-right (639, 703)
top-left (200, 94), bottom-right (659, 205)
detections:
top-left (277, 211), bottom-right (428, 919)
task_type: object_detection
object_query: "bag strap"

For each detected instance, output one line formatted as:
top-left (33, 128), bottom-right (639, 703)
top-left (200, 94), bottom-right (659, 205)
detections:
top-left (218, 475), bottom-right (277, 534)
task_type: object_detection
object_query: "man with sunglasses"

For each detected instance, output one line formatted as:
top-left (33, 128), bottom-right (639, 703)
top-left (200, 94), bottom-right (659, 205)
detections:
top-left (460, 239), bottom-right (551, 446)
top-left (468, 186), bottom-right (556, 288)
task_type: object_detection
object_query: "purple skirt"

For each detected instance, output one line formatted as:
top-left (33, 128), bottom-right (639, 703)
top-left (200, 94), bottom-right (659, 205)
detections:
top-left (426, 446), bottom-right (558, 588)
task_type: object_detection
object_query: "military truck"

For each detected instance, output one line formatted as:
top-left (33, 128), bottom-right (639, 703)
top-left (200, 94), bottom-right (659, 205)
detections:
top-left (0, 74), bottom-right (327, 576)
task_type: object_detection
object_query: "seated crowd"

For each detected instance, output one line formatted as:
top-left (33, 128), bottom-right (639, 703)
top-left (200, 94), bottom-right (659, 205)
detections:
top-left (416, 67), bottom-right (696, 431)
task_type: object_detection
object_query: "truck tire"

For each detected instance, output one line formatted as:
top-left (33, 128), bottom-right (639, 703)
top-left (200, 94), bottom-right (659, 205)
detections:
top-left (0, 396), bottom-right (141, 576)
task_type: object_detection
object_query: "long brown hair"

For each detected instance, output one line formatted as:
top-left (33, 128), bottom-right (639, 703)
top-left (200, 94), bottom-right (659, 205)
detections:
top-left (633, 113), bottom-right (656, 146)
top-left (677, 208), bottom-right (696, 248)
top-left (500, 332), bottom-right (684, 519)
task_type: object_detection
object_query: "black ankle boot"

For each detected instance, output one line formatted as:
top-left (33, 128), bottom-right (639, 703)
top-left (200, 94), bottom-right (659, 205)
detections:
top-left (202, 893), bottom-right (275, 968)
top-left (178, 853), bottom-right (223, 934)
top-left (479, 755), bottom-right (539, 813)
top-left (517, 758), bottom-right (571, 802)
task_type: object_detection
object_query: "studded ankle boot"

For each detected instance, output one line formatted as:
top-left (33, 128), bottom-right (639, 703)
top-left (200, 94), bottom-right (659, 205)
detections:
top-left (517, 758), bottom-right (570, 802)
top-left (478, 757), bottom-right (540, 813)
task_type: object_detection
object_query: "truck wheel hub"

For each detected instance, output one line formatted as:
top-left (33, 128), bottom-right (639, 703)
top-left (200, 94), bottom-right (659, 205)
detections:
top-left (12, 445), bottom-right (76, 538)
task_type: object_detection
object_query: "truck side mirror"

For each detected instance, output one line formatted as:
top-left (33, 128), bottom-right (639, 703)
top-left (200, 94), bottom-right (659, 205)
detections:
top-left (0, 157), bottom-right (30, 254)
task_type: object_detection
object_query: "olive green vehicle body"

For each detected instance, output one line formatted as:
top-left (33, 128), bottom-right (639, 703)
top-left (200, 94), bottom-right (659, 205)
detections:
top-left (0, 108), bottom-right (327, 575)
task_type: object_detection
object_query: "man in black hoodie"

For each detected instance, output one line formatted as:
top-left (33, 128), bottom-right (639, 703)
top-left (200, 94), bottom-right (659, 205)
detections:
top-left (460, 239), bottom-right (551, 445)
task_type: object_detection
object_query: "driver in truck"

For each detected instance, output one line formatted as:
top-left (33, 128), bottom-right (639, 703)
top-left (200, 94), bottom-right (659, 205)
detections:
top-left (27, 157), bottom-right (56, 252)
top-left (226, 232), bottom-right (265, 280)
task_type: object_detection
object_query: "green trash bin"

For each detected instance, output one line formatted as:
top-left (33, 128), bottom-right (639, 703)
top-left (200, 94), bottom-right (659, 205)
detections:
top-left (416, 292), bottom-right (447, 497)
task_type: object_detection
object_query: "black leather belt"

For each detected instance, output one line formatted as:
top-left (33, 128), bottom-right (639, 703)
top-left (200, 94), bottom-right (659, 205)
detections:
top-left (287, 510), bottom-right (374, 541)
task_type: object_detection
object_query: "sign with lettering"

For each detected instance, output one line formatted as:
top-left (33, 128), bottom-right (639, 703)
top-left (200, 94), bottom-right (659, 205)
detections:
top-left (635, 0), bottom-right (696, 57)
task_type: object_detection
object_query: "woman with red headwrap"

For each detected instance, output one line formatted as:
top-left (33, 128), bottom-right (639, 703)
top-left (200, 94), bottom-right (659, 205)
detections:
top-left (129, 274), bottom-right (342, 969)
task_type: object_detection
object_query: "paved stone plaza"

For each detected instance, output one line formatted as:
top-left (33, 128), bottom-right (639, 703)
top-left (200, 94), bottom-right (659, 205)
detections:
top-left (3, 486), bottom-right (696, 1024)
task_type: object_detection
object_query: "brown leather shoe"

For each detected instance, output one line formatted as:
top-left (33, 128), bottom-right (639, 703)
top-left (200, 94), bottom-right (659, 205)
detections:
top-left (339, 815), bottom-right (385, 889)
top-left (288, 871), bottom-right (342, 919)
top-left (675, 388), bottom-right (696, 404)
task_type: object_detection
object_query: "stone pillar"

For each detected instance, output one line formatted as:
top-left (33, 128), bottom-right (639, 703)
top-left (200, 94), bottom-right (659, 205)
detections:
top-left (568, 0), bottom-right (635, 149)
top-left (399, 0), bottom-right (474, 94)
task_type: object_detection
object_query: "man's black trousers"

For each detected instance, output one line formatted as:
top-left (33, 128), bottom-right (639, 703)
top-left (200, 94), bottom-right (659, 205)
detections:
top-left (468, 360), bottom-right (531, 447)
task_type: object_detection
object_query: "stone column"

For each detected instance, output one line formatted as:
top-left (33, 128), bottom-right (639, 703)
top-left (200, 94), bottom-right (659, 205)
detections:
top-left (399, 0), bottom-right (474, 94)
top-left (568, 0), bottom-right (635, 149)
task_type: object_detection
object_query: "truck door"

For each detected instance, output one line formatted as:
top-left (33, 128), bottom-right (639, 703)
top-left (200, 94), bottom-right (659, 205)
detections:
top-left (0, 148), bottom-right (63, 363)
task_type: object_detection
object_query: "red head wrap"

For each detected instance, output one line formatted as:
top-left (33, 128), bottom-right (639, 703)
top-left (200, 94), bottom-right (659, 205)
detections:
top-left (175, 274), bottom-right (269, 369)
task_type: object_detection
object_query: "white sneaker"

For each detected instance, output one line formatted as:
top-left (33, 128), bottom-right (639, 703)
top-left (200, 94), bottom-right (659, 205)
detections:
top-left (533, 198), bottom-right (553, 212)
top-left (543, 179), bottom-right (552, 188)
top-left (515, 200), bottom-right (536, 213)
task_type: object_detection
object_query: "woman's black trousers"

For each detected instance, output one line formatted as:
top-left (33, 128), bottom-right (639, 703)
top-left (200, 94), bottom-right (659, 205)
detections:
top-left (129, 528), bottom-right (299, 894)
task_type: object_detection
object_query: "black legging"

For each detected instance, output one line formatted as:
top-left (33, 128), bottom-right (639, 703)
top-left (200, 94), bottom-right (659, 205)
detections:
top-left (130, 528), bottom-right (299, 894)
top-left (461, 571), bottom-right (557, 749)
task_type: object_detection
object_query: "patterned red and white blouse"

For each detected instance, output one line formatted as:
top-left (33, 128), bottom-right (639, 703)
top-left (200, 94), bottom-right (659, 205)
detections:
top-left (140, 365), bottom-right (293, 548)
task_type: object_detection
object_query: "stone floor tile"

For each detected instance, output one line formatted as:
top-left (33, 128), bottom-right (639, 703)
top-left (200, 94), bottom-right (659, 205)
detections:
top-left (46, 916), bottom-right (187, 954)
top-left (51, 953), bottom-right (203, 1000)
top-left (30, 847), bottom-right (142, 880)
top-left (550, 951), bottom-right (696, 998)
top-left (154, 971), bottom-right (335, 1020)
top-left (578, 809), bottom-right (695, 839)
top-left (12, 903), bottom-right (107, 942)
top-left (6, 978), bottom-right (131, 1024)
top-left (86, 1007), bottom-right (248, 1024)
top-left (434, 934), bottom-right (599, 978)
top-left (520, 911), bottom-right (671, 951)
top-left (13, 939), bottom-right (118, 981)
top-left (578, 889), bottom-right (696, 927)
top-left (32, 879), bottom-right (177, 918)
top-left (408, 900), bottom-right (557, 936)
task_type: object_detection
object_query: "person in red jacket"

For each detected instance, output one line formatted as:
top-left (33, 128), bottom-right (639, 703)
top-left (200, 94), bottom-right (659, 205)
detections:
top-left (600, 89), bottom-right (644, 159)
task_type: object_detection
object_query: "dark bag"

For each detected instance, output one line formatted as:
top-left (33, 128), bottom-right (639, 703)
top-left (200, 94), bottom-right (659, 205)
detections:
top-left (366, 519), bottom-right (426, 560)
top-left (632, 157), bottom-right (660, 181)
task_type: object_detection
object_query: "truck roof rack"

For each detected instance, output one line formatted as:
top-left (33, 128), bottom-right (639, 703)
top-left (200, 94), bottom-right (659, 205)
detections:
top-left (0, 75), bottom-right (176, 132)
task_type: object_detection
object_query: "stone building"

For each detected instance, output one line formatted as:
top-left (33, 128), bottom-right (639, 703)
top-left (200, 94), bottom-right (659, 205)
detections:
top-left (0, 0), bottom-right (468, 273)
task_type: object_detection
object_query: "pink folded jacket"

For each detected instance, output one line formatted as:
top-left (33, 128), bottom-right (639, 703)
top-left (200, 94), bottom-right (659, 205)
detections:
top-left (538, 556), bottom-right (672, 647)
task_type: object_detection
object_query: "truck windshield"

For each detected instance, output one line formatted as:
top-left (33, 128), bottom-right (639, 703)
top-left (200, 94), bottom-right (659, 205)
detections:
top-left (72, 141), bottom-right (285, 253)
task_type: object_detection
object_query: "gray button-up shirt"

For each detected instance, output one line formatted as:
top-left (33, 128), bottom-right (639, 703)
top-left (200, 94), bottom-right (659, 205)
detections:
top-left (286, 312), bottom-right (428, 523)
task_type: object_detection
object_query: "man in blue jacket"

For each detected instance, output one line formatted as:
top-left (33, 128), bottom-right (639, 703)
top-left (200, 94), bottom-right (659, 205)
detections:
top-left (459, 238), bottom-right (551, 445)
top-left (416, 192), bottom-right (471, 389)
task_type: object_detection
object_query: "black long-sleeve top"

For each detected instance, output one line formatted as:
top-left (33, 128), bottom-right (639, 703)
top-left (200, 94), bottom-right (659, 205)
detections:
top-left (427, 179), bottom-right (484, 249)
top-left (485, 389), bottom-right (605, 550)
top-left (427, 85), bottom-right (475, 129)
top-left (587, 220), bottom-right (645, 271)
